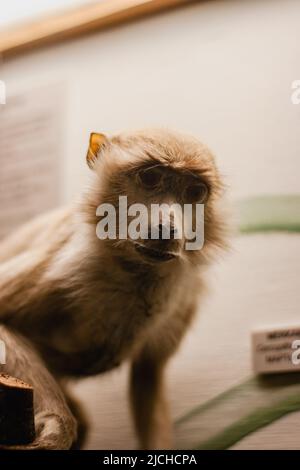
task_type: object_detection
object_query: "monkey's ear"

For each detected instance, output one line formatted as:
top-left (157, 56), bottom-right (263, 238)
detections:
top-left (86, 132), bottom-right (108, 169)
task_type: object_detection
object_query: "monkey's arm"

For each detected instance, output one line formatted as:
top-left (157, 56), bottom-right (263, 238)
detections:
top-left (129, 344), bottom-right (172, 450)
top-left (0, 325), bottom-right (77, 449)
top-left (129, 304), bottom-right (196, 450)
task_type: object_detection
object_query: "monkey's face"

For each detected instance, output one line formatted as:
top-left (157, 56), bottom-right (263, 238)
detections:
top-left (85, 129), bottom-right (225, 266)
top-left (113, 164), bottom-right (209, 263)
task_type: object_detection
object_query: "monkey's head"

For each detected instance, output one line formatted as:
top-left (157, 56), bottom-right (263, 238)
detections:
top-left (83, 128), bottom-right (226, 267)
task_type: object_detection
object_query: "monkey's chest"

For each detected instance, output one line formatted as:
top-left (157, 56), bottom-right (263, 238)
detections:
top-left (38, 272), bottom-right (177, 377)
top-left (42, 340), bottom-right (126, 377)
top-left (42, 296), bottom-right (160, 377)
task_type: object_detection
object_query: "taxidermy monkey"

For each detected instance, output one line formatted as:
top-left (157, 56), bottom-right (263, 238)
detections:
top-left (0, 129), bottom-right (226, 450)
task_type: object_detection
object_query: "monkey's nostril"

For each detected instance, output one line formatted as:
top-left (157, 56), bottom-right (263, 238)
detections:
top-left (169, 226), bottom-right (176, 237)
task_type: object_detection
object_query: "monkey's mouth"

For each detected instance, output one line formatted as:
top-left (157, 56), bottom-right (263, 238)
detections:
top-left (134, 242), bottom-right (177, 262)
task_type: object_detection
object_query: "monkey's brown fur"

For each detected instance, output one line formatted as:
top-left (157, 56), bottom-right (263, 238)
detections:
top-left (0, 128), bottom-right (226, 449)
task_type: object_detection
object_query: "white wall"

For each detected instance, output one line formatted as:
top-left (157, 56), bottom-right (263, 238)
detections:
top-left (2, 0), bottom-right (300, 203)
top-left (0, 0), bottom-right (96, 28)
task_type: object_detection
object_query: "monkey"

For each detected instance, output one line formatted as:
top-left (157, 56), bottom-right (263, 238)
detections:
top-left (0, 128), bottom-right (226, 450)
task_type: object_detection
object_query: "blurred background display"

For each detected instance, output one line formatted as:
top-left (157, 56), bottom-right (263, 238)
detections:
top-left (0, 0), bottom-right (300, 450)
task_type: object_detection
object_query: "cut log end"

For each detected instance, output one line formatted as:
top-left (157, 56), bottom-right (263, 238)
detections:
top-left (0, 373), bottom-right (35, 445)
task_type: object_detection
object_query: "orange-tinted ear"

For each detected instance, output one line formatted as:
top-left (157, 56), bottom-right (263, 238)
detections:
top-left (86, 132), bottom-right (108, 169)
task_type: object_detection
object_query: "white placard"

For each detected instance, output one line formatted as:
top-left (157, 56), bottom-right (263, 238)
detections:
top-left (252, 325), bottom-right (300, 374)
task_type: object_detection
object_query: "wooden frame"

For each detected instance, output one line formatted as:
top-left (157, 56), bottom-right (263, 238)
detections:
top-left (0, 0), bottom-right (194, 58)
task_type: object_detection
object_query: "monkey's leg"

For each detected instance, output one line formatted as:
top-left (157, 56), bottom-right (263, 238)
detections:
top-left (0, 325), bottom-right (77, 450)
top-left (129, 346), bottom-right (172, 450)
top-left (64, 388), bottom-right (89, 449)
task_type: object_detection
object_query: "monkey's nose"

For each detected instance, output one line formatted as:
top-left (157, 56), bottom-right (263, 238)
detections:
top-left (149, 224), bottom-right (176, 240)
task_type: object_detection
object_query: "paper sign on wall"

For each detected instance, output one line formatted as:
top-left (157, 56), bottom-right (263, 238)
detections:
top-left (0, 84), bottom-right (64, 239)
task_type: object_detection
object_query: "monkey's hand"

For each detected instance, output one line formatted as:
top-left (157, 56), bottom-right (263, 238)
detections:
top-left (0, 411), bottom-right (77, 450)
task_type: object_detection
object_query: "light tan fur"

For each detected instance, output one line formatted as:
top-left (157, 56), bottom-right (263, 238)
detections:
top-left (0, 128), bottom-right (227, 450)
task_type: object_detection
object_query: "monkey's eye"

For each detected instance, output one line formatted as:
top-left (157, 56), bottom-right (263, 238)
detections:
top-left (137, 167), bottom-right (162, 189)
top-left (183, 182), bottom-right (208, 203)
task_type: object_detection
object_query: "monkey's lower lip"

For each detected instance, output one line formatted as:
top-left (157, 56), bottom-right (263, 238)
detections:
top-left (134, 243), bottom-right (177, 262)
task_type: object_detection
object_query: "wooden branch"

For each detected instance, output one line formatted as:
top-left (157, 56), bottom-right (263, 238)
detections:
top-left (0, 0), bottom-right (193, 58)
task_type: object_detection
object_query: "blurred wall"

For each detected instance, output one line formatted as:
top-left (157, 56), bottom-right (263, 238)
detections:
top-left (3, 0), bottom-right (300, 204)
top-left (0, 0), bottom-right (90, 28)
